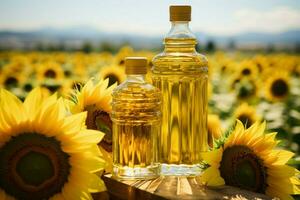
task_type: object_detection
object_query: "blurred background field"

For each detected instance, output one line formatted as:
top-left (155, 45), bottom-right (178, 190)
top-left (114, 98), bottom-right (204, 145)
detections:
top-left (0, 0), bottom-right (300, 168)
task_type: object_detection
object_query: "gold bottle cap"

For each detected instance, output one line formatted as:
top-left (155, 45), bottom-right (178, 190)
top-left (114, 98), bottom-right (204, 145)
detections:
top-left (125, 57), bottom-right (148, 74)
top-left (169, 5), bottom-right (191, 21)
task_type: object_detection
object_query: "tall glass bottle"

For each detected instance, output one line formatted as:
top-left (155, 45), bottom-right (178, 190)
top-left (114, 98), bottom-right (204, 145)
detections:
top-left (111, 57), bottom-right (161, 179)
top-left (152, 5), bottom-right (208, 176)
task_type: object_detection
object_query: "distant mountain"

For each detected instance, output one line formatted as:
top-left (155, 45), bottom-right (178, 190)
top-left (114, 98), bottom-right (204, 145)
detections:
top-left (196, 30), bottom-right (300, 46)
top-left (0, 26), bottom-right (299, 50)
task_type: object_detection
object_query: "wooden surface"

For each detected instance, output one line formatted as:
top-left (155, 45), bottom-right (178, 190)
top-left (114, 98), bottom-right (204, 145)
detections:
top-left (93, 174), bottom-right (274, 200)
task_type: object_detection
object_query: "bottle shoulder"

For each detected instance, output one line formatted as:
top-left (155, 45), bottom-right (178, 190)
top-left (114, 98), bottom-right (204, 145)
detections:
top-left (112, 81), bottom-right (160, 99)
top-left (152, 51), bottom-right (208, 65)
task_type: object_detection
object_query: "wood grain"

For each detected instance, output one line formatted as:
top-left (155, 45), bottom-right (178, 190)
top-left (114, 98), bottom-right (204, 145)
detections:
top-left (93, 174), bottom-right (275, 200)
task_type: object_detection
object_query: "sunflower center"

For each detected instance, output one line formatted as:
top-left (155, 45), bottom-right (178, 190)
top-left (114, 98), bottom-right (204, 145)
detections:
top-left (0, 133), bottom-right (70, 200)
top-left (23, 83), bottom-right (33, 92)
top-left (64, 70), bottom-right (72, 77)
top-left (221, 65), bottom-right (227, 73)
top-left (4, 76), bottom-right (18, 88)
top-left (107, 74), bottom-right (119, 86)
top-left (44, 69), bottom-right (57, 79)
top-left (85, 105), bottom-right (113, 152)
top-left (16, 150), bottom-right (54, 186)
top-left (220, 145), bottom-right (267, 193)
top-left (237, 114), bottom-right (253, 128)
top-left (238, 85), bottom-right (250, 98)
top-left (271, 79), bottom-right (288, 97)
top-left (241, 68), bottom-right (251, 75)
top-left (42, 84), bottom-right (61, 93)
top-left (119, 59), bottom-right (125, 66)
top-left (236, 160), bottom-right (256, 188)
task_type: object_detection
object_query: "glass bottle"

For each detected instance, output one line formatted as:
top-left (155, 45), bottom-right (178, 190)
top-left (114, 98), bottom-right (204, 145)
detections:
top-left (111, 57), bottom-right (161, 179)
top-left (152, 5), bottom-right (208, 176)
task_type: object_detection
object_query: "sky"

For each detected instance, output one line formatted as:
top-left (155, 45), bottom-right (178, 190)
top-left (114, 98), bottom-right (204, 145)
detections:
top-left (0, 0), bottom-right (300, 36)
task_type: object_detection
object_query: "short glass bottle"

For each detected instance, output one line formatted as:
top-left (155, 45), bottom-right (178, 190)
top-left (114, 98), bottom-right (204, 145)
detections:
top-left (111, 57), bottom-right (161, 179)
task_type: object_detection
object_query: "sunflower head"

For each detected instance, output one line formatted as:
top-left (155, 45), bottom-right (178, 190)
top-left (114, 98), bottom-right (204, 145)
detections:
top-left (99, 65), bottom-right (126, 87)
top-left (232, 77), bottom-right (257, 100)
top-left (0, 88), bottom-right (106, 199)
top-left (37, 62), bottom-right (64, 82)
top-left (265, 71), bottom-right (290, 102)
top-left (199, 121), bottom-right (300, 199)
top-left (234, 103), bottom-right (260, 128)
top-left (69, 78), bottom-right (116, 171)
top-left (220, 145), bottom-right (267, 193)
top-left (2, 74), bottom-right (20, 89)
top-left (238, 60), bottom-right (258, 78)
top-left (0, 68), bottom-right (25, 90)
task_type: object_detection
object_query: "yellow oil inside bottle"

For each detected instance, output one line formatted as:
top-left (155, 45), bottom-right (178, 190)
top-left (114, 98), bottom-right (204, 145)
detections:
top-left (152, 38), bottom-right (208, 176)
top-left (111, 75), bottom-right (161, 179)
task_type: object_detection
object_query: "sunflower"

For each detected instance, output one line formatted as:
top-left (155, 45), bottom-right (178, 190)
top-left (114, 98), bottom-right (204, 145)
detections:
top-left (199, 121), bottom-right (300, 199)
top-left (0, 88), bottom-right (106, 199)
top-left (69, 78), bottom-right (117, 172)
top-left (36, 62), bottom-right (64, 82)
top-left (0, 67), bottom-right (26, 90)
top-left (99, 65), bottom-right (126, 87)
top-left (6, 56), bottom-right (30, 74)
top-left (208, 114), bottom-right (223, 148)
top-left (217, 58), bottom-right (235, 75)
top-left (0, 73), bottom-right (24, 90)
top-left (265, 71), bottom-right (290, 102)
top-left (231, 77), bottom-right (258, 100)
top-left (234, 103), bottom-right (260, 128)
top-left (237, 60), bottom-right (258, 78)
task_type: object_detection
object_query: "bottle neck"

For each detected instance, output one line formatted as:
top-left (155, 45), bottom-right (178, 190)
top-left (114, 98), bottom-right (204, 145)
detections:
top-left (126, 74), bottom-right (146, 83)
top-left (164, 21), bottom-right (197, 53)
top-left (170, 21), bottom-right (190, 32)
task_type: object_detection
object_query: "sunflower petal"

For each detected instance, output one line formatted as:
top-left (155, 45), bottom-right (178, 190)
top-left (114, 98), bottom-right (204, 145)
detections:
top-left (268, 165), bottom-right (299, 178)
top-left (198, 166), bottom-right (225, 186)
top-left (62, 181), bottom-right (91, 200)
top-left (70, 167), bottom-right (106, 193)
top-left (267, 177), bottom-right (300, 195)
top-left (23, 87), bottom-right (45, 119)
top-left (272, 150), bottom-right (294, 165)
top-left (201, 148), bottom-right (223, 166)
top-left (70, 153), bottom-right (106, 173)
top-left (266, 187), bottom-right (294, 200)
top-left (73, 129), bottom-right (105, 144)
top-left (61, 112), bottom-right (87, 135)
top-left (99, 145), bottom-right (113, 172)
top-left (0, 88), bottom-right (25, 125)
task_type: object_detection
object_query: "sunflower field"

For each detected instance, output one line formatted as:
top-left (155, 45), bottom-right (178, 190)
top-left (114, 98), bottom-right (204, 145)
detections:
top-left (0, 47), bottom-right (300, 199)
top-left (1, 48), bottom-right (300, 155)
